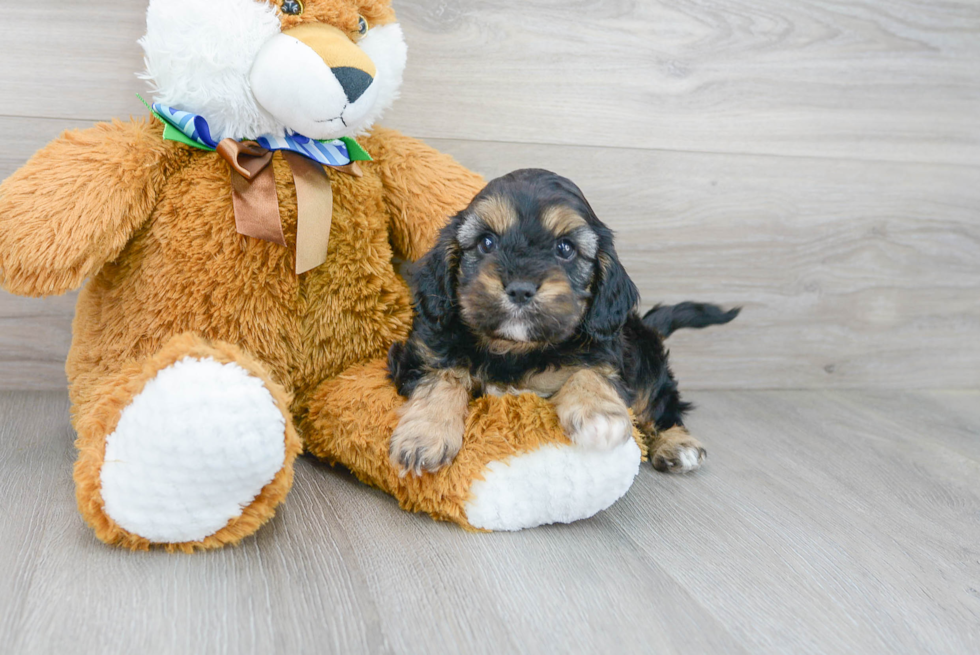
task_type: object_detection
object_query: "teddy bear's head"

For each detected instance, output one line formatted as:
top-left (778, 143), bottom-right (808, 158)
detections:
top-left (140, 0), bottom-right (406, 142)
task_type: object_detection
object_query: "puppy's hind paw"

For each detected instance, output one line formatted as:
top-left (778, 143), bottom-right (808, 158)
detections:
top-left (651, 439), bottom-right (706, 474)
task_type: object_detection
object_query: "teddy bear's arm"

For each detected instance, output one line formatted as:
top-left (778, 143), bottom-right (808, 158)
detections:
top-left (366, 127), bottom-right (485, 261)
top-left (0, 119), bottom-right (179, 297)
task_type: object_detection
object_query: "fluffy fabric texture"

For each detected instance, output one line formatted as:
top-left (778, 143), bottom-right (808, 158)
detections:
top-left (249, 22), bottom-right (406, 140)
top-left (0, 119), bottom-right (645, 545)
top-left (248, 31), bottom-right (366, 140)
top-left (347, 23), bottom-right (407, 136)
top-left (72, 334), bottom-right (302, 553)
top-left (305, 360), bottom-right (644, 530)
top-left (100, 356), bottom-right (287, 543)
top-left (466, 439), bottom-right (642, 531)
top-left (0, 117), bottom-right (496, 547)
top-left (0, 0), bottom-right (644, 548)
top-left (142, 0), bottom-right (406, 141)
top-left (0, 120), bottom-right (178, 297)
top-left (140, 0), bottom-right (284, 141)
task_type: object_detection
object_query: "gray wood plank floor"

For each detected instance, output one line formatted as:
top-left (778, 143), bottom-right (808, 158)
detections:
top-left (2, 390), bottom-right (977, 655)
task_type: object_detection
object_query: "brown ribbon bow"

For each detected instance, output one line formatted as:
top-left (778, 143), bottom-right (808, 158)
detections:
top-left (217, 138), bottom-right (362, 275)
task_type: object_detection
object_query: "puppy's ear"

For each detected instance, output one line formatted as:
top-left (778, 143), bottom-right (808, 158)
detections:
top-left (411, 215), bottom-right (462, 329)
top-left (582, 243), bottom-right (640, 339)
top-left (550, 176), bottom-right (639, 338)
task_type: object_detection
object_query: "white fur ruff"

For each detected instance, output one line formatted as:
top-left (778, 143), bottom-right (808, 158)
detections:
top-left (465, 439), bottom-right (641, 531)
top-left (99, 357), bottom-right (287, 543)
top-left (140, 0), bottom-right (283, 141)
top-left (496, 319), bottom-right (530, 342)
top-left (140, 0), bottom-right (407, 141)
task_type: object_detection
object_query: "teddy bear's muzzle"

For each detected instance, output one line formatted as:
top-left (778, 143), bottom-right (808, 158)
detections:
top-left (249, 23), bottom-right (380, 140)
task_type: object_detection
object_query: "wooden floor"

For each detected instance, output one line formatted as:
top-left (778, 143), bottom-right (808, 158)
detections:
top-left (1, 389), bottom-right (977, 654)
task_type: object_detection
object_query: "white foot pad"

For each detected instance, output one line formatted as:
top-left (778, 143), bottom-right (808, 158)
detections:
top-left (100, 357), bottom-right (287, 543)
top-left (464, 438), bottom-right (641, 531)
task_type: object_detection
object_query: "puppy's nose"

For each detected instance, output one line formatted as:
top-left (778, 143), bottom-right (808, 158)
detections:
top-left (332, 67), bottom-right (373, 103)
top-left (506, 281), bottom-right (538, 306)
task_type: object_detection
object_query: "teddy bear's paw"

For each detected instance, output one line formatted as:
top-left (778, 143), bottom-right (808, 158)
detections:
top-left (389, 414), bottom-right (464, 476)
top-left (99, 356), bottom-right (288, 544)
top-left (465, 438), bottom-right (642, 531)
top-left (558, 403), bottom-right (634, 451)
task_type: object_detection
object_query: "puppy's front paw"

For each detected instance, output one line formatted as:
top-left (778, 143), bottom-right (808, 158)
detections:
top-left (558, 404), bottom-right (633, 450)
top-left (651, 438), bottom-right (706, 474)
top-left (389, 415), bottom-right (463, 476)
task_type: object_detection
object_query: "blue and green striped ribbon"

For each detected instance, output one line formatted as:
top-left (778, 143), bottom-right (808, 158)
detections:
top-left (138, 94), bottom-right (371, 165)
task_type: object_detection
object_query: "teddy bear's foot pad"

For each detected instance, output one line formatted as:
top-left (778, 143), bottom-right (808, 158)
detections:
top-left (465, 438), bottom-right (641, 531)
top-left (99, 357), bottom-right (287, 544)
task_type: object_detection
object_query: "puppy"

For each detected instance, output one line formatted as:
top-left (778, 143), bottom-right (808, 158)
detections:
top-left (387, 169), bottom-right (738, 475)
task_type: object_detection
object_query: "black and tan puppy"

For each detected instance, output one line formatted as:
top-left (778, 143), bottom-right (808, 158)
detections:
top-left (387, 169), bottom-right (738, 475)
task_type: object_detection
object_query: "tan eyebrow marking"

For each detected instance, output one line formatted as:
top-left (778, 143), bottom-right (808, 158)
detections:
top-left (474, 195), bottom-right (518, 234)
top-left (541, 204), bottom-right (588, 236)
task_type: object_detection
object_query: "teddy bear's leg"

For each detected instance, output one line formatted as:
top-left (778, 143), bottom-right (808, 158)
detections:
top-left (72, 334), bottom-right (301, 552)
top-left (304, 361), bottom-right (641, 532)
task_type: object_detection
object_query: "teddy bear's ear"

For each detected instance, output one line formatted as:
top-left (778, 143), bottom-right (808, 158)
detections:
top-left (411, 215), bottom-right (463, 329)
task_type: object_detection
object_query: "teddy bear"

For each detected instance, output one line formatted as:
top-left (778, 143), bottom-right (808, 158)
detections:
top-left (0, 0), bottom-right (647, 552)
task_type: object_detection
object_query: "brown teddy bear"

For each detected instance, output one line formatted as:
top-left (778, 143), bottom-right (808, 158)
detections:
top-left (0, 0), bottom-right (648, 552)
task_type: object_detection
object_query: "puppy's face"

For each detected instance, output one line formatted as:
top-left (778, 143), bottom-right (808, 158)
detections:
top-left (411, 170), bottom-right (638, 353)
top-left (453, 178), bottom-right (601, 349)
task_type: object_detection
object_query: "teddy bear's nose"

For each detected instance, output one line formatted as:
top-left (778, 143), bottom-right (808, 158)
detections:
top-left (332, 67), bottom-right (373, 103)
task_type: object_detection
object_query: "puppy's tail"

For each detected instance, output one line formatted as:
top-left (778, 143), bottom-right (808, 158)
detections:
top-left (642, 302), bottom-right (740, 338)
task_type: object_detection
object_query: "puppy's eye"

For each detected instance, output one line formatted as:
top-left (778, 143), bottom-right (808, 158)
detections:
top-left (477, 234), bottom-right (498, 255)
top-left (357, 15), bottom-right (369, 36)
top-left (555, 237), bottom-right (577, 260)
top-left (281, 0), bottom-right (303, 15)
